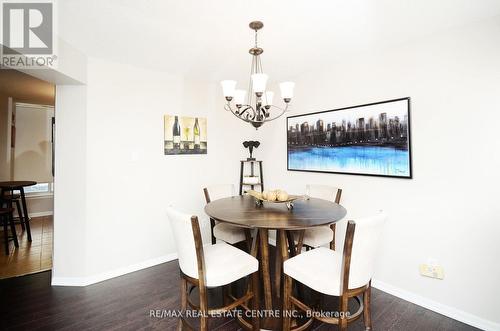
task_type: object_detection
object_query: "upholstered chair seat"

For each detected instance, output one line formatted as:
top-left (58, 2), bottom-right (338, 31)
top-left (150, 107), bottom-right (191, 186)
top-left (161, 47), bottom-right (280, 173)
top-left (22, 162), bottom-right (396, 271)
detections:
top-left (212, 223), bottom-right (247, 245)
top-left (204, 184), bottom-right (250, 248)
top-left (195, 242), bottom-right (258, 287)
top-left (296, 184), bottom-right (343, 251)
top-left (167, 206), bottom-right (260, 330)
top-left (300, 226), bottom-right (335, 248)
top-left (283, 212), bottom-right (387, 331)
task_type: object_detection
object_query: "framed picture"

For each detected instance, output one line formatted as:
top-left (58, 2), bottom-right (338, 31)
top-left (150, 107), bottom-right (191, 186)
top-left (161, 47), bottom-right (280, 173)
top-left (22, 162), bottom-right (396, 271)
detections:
top-left (164, 115), bottom-right (207, 155)
top-left (287, 97), bottom-right (412, 178)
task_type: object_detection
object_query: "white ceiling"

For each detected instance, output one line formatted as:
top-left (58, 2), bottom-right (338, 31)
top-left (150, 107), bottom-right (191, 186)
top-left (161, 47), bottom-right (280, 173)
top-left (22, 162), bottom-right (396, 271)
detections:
top-left (58, 0), bottom-right (500, 82)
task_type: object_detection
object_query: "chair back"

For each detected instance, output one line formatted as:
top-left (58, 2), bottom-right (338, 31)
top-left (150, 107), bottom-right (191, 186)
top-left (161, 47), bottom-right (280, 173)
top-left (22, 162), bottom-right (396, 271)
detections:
top-left (342, 212), bottom-right (386, 291)
top-left (203, 184), bottom-right (235, 203)
top-left (166, 207), bottom-right (203, 280)
top-left (306, 184), bottom-right (342, 203)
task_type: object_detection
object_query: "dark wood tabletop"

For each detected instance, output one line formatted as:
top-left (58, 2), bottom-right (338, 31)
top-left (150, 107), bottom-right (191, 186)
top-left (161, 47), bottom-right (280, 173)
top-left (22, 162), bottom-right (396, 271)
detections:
top-left (0, 181), bottom-right (37, 189)
top-left (205, 195), bottom-right (347, 230)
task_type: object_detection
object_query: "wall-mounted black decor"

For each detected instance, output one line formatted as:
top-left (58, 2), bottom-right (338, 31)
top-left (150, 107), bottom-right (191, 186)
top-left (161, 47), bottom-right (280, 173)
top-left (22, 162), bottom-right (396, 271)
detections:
top-left (287, 97), bottom-right (412, 178)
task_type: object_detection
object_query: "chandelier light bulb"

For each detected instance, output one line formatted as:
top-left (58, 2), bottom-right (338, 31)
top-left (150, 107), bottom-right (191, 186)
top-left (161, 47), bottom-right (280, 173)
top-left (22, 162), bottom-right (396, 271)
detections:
top-left (221, 80), bottom-right (237, 100)
top-left (251, 73), bottom-right (268, 94)
top-left (280, 82), bottom-right (295, 102)
top-left (234, 89), bottom-right (247, 105)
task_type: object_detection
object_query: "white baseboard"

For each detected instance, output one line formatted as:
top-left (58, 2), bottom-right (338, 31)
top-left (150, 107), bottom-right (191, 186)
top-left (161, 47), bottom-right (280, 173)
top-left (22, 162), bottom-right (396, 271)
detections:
top-left (12, 211), bottom-right (53, 218)
top-left (51, 252), bottom-right (178, 287)
top-left (372, 279), bottom-right (500, 331)
top-left (29, 211), bottom-right (54, 218)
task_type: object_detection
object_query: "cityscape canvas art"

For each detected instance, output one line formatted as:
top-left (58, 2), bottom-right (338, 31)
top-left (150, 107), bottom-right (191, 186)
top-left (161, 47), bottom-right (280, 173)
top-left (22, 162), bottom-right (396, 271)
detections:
top-left (164, 115), bottom-right (207, 155)
top-left (287, 98), bottom-right (412, 178)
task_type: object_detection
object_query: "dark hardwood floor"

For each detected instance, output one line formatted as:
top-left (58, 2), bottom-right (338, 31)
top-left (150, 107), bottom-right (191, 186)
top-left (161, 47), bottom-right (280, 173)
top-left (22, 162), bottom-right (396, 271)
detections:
top-left (0, 259), bottom-right (479, 331)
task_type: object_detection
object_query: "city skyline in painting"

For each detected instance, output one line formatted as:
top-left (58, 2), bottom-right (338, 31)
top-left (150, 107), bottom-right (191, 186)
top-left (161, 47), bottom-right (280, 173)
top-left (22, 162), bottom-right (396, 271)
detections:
top-left (287, 98), bottom-right (412, 178)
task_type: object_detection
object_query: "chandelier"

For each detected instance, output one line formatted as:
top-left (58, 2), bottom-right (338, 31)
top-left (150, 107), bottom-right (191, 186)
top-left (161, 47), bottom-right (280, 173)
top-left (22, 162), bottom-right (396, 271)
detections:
top-left (220, 21), bottom-right (295, 129)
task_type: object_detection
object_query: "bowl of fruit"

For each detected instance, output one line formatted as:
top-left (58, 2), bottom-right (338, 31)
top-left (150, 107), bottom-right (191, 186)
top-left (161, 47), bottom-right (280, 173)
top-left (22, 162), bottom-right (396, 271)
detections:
top-left (245, 189), bottom-right (304, 210)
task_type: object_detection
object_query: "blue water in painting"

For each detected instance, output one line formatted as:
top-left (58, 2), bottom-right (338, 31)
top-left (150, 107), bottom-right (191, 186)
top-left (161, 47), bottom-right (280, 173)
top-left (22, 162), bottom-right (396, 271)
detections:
top-left (288, 146), bottom-right (410, 177)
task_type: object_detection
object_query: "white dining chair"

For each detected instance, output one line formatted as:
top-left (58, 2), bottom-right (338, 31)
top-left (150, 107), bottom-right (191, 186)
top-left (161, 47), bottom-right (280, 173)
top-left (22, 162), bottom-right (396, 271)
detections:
top-left (283, 212), bottom-right (387, 331)
top-left (203, 184), bottom-right (250, 248)
top-left (167, 206), bottom-right (260, 331)
top-left (296, 184), bottom-right (343, 252)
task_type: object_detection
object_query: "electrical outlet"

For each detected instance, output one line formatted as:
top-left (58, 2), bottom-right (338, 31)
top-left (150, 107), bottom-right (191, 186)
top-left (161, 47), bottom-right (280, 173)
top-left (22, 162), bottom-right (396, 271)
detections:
top-left (419, 264), bottom-right (444, 279)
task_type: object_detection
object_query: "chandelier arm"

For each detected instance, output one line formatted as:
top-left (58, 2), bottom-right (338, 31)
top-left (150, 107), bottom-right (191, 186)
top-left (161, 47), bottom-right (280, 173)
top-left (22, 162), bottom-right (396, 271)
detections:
top-left (261, 104), bottom-right (289, 122)
top-left (240, 105), bottom-right (257, 121)
top-left (225, 102), bottom-right (289, 125)
top-left (225, 103), bottom-right (259, 124)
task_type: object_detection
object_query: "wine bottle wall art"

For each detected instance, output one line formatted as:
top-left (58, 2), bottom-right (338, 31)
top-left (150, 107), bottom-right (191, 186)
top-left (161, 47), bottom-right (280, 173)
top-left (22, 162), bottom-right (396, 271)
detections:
top-left (164, 115), bottom-right (207, 155)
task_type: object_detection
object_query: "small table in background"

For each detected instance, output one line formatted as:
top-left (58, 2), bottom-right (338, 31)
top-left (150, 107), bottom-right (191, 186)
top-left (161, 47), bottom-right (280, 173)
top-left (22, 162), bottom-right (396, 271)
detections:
top-left (0, 181), bottom-right (37, 242)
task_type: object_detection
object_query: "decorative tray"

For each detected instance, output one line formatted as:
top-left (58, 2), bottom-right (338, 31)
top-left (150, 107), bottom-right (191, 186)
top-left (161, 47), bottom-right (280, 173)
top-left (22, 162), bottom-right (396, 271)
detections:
top-left (245, 190), bottom-right (307, 210)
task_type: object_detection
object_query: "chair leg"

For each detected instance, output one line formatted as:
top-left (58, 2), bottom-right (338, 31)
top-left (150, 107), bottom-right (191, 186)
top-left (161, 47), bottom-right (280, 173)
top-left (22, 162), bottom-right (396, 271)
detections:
top-left (8, 212), bottom-right (19, 247)
top-left (222, 285), bottom-right (230, 306)
top-left (282, 275), bottom-right (293, 331)
top-left (210, 219), bottom-right (216, 245)
top-left (2, 215), bottom-right (9, 255)
top-left (244, 229), bottom-right (252, 253)
top-left (199, 283), bottom-right (209, 331)
top-left (200, 315), bottom-right (208, 330)
top-left (339, 294), bottom-right (349, 331)
top-left (329, 223), bottom-right (336, 250)
top-left (296, 230), bottom-right (304, 255)
top-left (251, 271), bottom-right (260, 330)
top-left (259, 229), bottom-right (272, 310)
top-left (274, 230), bottom-right (282, 299)
top-left (15, 200), bottom-right (25, 230)
top-left (363, 282), bottom-right (372, 330)
top-left (178, 277), bottom-right (187, 331)
top-left (180, 277), bottom-right (188, 311)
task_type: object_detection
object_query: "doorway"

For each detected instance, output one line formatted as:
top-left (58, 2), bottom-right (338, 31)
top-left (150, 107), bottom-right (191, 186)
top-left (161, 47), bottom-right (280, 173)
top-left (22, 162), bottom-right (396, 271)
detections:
top-left (0, 70), bottom-right (55, 278)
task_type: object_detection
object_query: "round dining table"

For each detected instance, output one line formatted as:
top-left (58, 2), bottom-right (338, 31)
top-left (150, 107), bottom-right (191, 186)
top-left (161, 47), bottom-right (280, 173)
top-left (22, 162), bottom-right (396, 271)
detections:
top-left (0, 181), bottom-right (37, 242)
top-left (205, 194), bottom-right (347, 329)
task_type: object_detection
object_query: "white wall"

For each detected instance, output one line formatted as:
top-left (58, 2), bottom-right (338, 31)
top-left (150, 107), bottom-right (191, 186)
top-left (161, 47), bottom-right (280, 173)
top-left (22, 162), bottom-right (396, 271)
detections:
top-left (52, 57), bottom-right (259, 283)
top-left (24, 195), bottom-right (53, 217)
top-left (53, 85), bottom-right (88, 280)
top-left (257, 19), bottom-right (500, 328)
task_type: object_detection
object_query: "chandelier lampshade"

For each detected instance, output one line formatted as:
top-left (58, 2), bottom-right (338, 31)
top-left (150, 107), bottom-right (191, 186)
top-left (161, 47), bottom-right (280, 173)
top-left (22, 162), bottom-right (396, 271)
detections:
top-left (263, 91), bottom-right (274, 107)
top-left (251, 73), bottom-right (268, 94)
top-left (221, 80), bottom-right (237, 99)
top-left (280, 82), bottom-right (295, 101)
top-left (234, 90), bottom-right (247, 106)
top-left (221, 21), bottom-right (294, 129)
